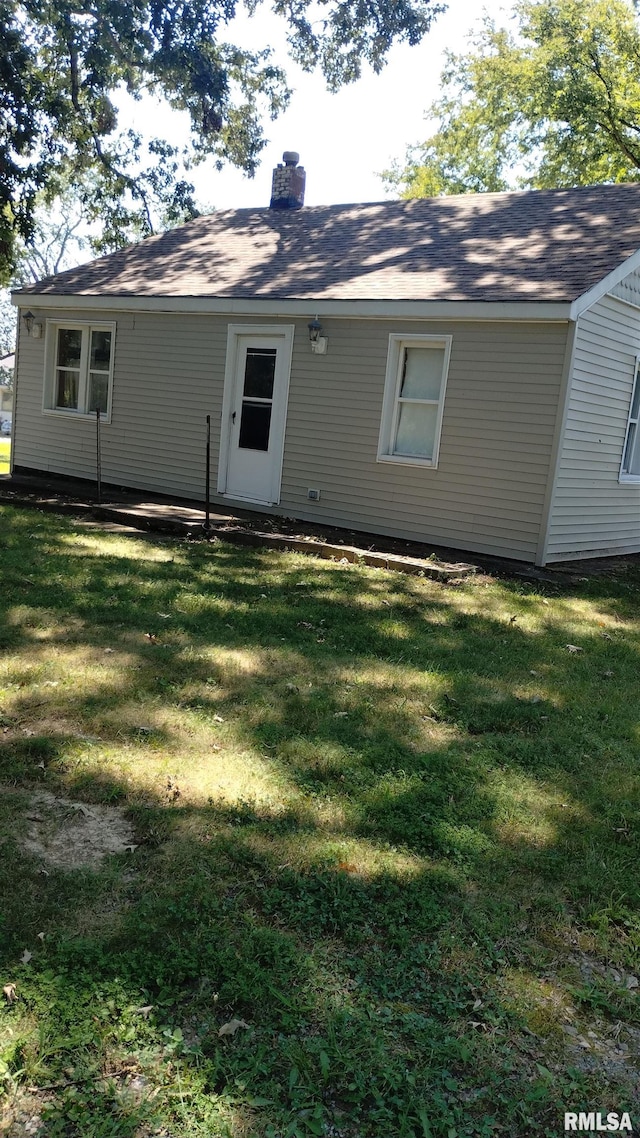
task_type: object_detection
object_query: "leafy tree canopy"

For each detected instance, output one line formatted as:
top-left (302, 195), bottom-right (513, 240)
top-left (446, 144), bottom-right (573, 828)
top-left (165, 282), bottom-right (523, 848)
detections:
top-left (1, 0), bottom-right (443, 284)
top-left (384, 0), bottom-right (640, 198)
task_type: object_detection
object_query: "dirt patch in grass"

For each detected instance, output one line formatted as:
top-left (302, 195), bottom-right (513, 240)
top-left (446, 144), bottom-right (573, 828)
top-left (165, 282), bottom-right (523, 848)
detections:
top-left (22, 791), bottom-right (136, 870)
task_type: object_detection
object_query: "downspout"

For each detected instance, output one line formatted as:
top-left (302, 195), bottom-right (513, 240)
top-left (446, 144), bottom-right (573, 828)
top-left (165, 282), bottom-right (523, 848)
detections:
top-left (534, 318), bottom-right (578, 566)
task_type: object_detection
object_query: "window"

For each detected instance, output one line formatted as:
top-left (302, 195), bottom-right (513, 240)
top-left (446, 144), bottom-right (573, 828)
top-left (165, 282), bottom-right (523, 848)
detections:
top-left (377, 334), bottom-right (451, 467)
top-left (620, 357), bottom-right (640, 481)
top-left (238, 347), bottom-right (276, 451)
top-left (44, 323), bottom-right (115, 419)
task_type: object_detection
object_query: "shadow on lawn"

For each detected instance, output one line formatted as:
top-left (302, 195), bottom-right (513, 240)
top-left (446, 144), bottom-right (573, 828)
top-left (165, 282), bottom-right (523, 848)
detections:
top-left (1, 506), bottom-right (639, 1135)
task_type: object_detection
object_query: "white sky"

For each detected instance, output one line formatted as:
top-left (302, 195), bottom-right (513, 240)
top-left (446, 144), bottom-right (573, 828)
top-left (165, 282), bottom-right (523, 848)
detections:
top-left (117, 0), bottom-right (512, 210)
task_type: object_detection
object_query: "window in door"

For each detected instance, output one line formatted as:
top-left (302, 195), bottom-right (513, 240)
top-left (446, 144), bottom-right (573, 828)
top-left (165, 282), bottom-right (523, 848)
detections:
top-left (238, 347), bottom-right (277, 451)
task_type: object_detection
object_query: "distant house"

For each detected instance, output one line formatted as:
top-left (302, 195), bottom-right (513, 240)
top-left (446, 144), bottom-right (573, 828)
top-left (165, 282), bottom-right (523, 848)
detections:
top-left (0, 352), bottom-right (14, 427)
top-left (10, 156), bottom-right (640, 565)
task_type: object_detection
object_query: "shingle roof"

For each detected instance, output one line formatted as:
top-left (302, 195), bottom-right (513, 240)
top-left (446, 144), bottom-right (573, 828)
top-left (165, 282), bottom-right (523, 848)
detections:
top-left (16, 183), bottom-right (640, 303)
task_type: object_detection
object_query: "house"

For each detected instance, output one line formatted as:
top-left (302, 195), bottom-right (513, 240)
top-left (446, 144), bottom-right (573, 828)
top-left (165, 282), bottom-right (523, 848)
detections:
top-left (0, 352), bottom-right (14, 429)
top-left (10, 155), bottom-right (640, 566)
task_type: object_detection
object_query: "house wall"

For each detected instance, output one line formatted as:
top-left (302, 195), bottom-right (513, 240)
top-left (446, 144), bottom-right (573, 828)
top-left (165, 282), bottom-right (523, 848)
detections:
top-left (13, 307), bottom-right (569, 562)
top-left (544, 292), bottom-right (640, 562)
top-left (0, 386), bottom-right (12, 416)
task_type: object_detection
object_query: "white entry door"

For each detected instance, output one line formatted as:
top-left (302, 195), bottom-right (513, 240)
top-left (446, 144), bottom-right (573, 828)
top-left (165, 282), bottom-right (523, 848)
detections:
top-left (219, 325), bottom-right (294, 505)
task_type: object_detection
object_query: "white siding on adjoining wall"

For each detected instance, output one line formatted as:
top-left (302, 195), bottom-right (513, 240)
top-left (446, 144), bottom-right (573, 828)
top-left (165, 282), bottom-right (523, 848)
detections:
top-left (545, 293), bottom-right (640, 562)
top-left (13, 309), bottom-right (568, 562)
top-left (610, 267), bottom-right (640, 310)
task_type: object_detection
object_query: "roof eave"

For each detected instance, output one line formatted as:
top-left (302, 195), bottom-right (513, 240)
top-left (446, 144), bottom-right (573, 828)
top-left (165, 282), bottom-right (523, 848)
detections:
top-left (10, 293), bottom-right (573, 322)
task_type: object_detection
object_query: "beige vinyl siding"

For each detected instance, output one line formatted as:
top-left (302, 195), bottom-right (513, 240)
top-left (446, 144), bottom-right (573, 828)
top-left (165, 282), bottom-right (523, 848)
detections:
top-left (544, 293), bottom-right (640, 562)
top-left (14, 309), bottom-right (567, 562)
top-left (14, 310), bottom-right (231, 499)
top-left (279, 319), bottom-right (566, 561)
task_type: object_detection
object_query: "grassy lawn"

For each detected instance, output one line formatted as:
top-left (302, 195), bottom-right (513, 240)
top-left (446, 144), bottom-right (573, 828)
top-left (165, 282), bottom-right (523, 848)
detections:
top-left (0, 440), bottom-right (9, 475)
top-left (0, 504), bottom-right (638, 1137)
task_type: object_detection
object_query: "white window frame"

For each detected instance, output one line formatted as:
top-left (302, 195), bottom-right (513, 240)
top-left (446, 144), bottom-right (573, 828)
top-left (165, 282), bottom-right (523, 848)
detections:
top-left (377, 333), bottom-right (452, 468)
top-left (619, 353), bottom-right (640, 484)
top-left (43, 320), bottom-right (116, 423)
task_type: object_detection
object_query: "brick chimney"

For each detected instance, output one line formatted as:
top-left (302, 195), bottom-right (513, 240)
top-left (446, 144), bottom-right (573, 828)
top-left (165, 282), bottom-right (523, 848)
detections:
top-left (270, 151), bottom-right (305, 210)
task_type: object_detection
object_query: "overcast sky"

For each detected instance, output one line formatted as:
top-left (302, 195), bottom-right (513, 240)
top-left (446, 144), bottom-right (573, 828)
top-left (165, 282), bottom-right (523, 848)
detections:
top-left (116, 0), bottom-right (512, 211)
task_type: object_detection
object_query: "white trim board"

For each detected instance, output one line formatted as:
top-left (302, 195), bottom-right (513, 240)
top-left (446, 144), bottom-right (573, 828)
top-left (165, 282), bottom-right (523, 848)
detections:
top-left (12, 294), bottom-right (573, 323)
top-left (535, 320), bottom-right (578, 566)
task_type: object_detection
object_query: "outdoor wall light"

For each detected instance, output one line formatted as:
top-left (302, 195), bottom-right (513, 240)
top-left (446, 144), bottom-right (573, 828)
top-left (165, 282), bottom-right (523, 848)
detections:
top-left (307, 316), bottom-right (327, 355)
top-left (22, 311), bottom-right (42, 338)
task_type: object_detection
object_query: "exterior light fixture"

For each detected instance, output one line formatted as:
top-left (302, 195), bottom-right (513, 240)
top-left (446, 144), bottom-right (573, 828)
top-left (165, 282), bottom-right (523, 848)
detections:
top-left (21, 310), bottom-right (42, 338)
top-left (307, 316), bottom-right (327, 355)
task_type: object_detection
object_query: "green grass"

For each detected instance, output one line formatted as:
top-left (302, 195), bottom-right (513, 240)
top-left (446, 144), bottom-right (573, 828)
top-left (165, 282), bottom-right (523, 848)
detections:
top-left (0, 503), bottom-right (639, 1137)
top-left (0, 440), bottom-right (9, 475)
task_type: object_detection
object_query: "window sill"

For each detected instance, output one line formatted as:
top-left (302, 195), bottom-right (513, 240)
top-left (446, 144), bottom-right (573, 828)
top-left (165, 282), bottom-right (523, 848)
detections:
top-left (618, 474), bottom-right (640, 485)
top-left (43, 408), bottom-right (112, 425)
top-left (377, 452), bottom-right (438, 470)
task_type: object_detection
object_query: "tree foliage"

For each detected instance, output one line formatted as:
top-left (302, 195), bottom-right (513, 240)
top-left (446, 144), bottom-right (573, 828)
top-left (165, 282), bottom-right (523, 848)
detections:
top-left (385, 0), bottom-right (640, 198)
top-left (1, 0), bottom-right (443, 284)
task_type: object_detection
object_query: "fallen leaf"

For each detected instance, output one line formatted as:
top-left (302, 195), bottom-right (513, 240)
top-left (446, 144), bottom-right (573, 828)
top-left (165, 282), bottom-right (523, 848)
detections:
top-left (218, 1018), bottom-right (249, 1038)
top-left (20, 950), bottom-right (32, 964)
top-left (37, 932), bottom-right (45, 942)
top-left (124, 844), bottom-right (138, 853)
top-left (601, 632), bottom-right (613, 641)
top-left (213, 714), bottom-right (225, 723)
top-left (565, 644), bottom-right (583, 653)
top-left (473, 998), bottom-right (483, 1010)
top-left (3, 983), bottom-right (16, 1004)
top-left (334, 711), bottom-right (348, 718)
top-left (625, 975), bottom-right (638, 990)
top-left (157, 612), bottom-right (171, 619)
top-left (145, 633), bottom-right (159, 644)
top-left (103, 647), bottom-right (115, 654)
top-left (542, 599), bottom-right (550, 606)
top-left (135, 1005), bottom-right (154, 1018)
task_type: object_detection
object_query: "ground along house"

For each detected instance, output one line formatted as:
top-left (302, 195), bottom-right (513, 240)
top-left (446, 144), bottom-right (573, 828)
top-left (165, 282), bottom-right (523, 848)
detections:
top-left (10, 157), bottom-right (640, 566)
